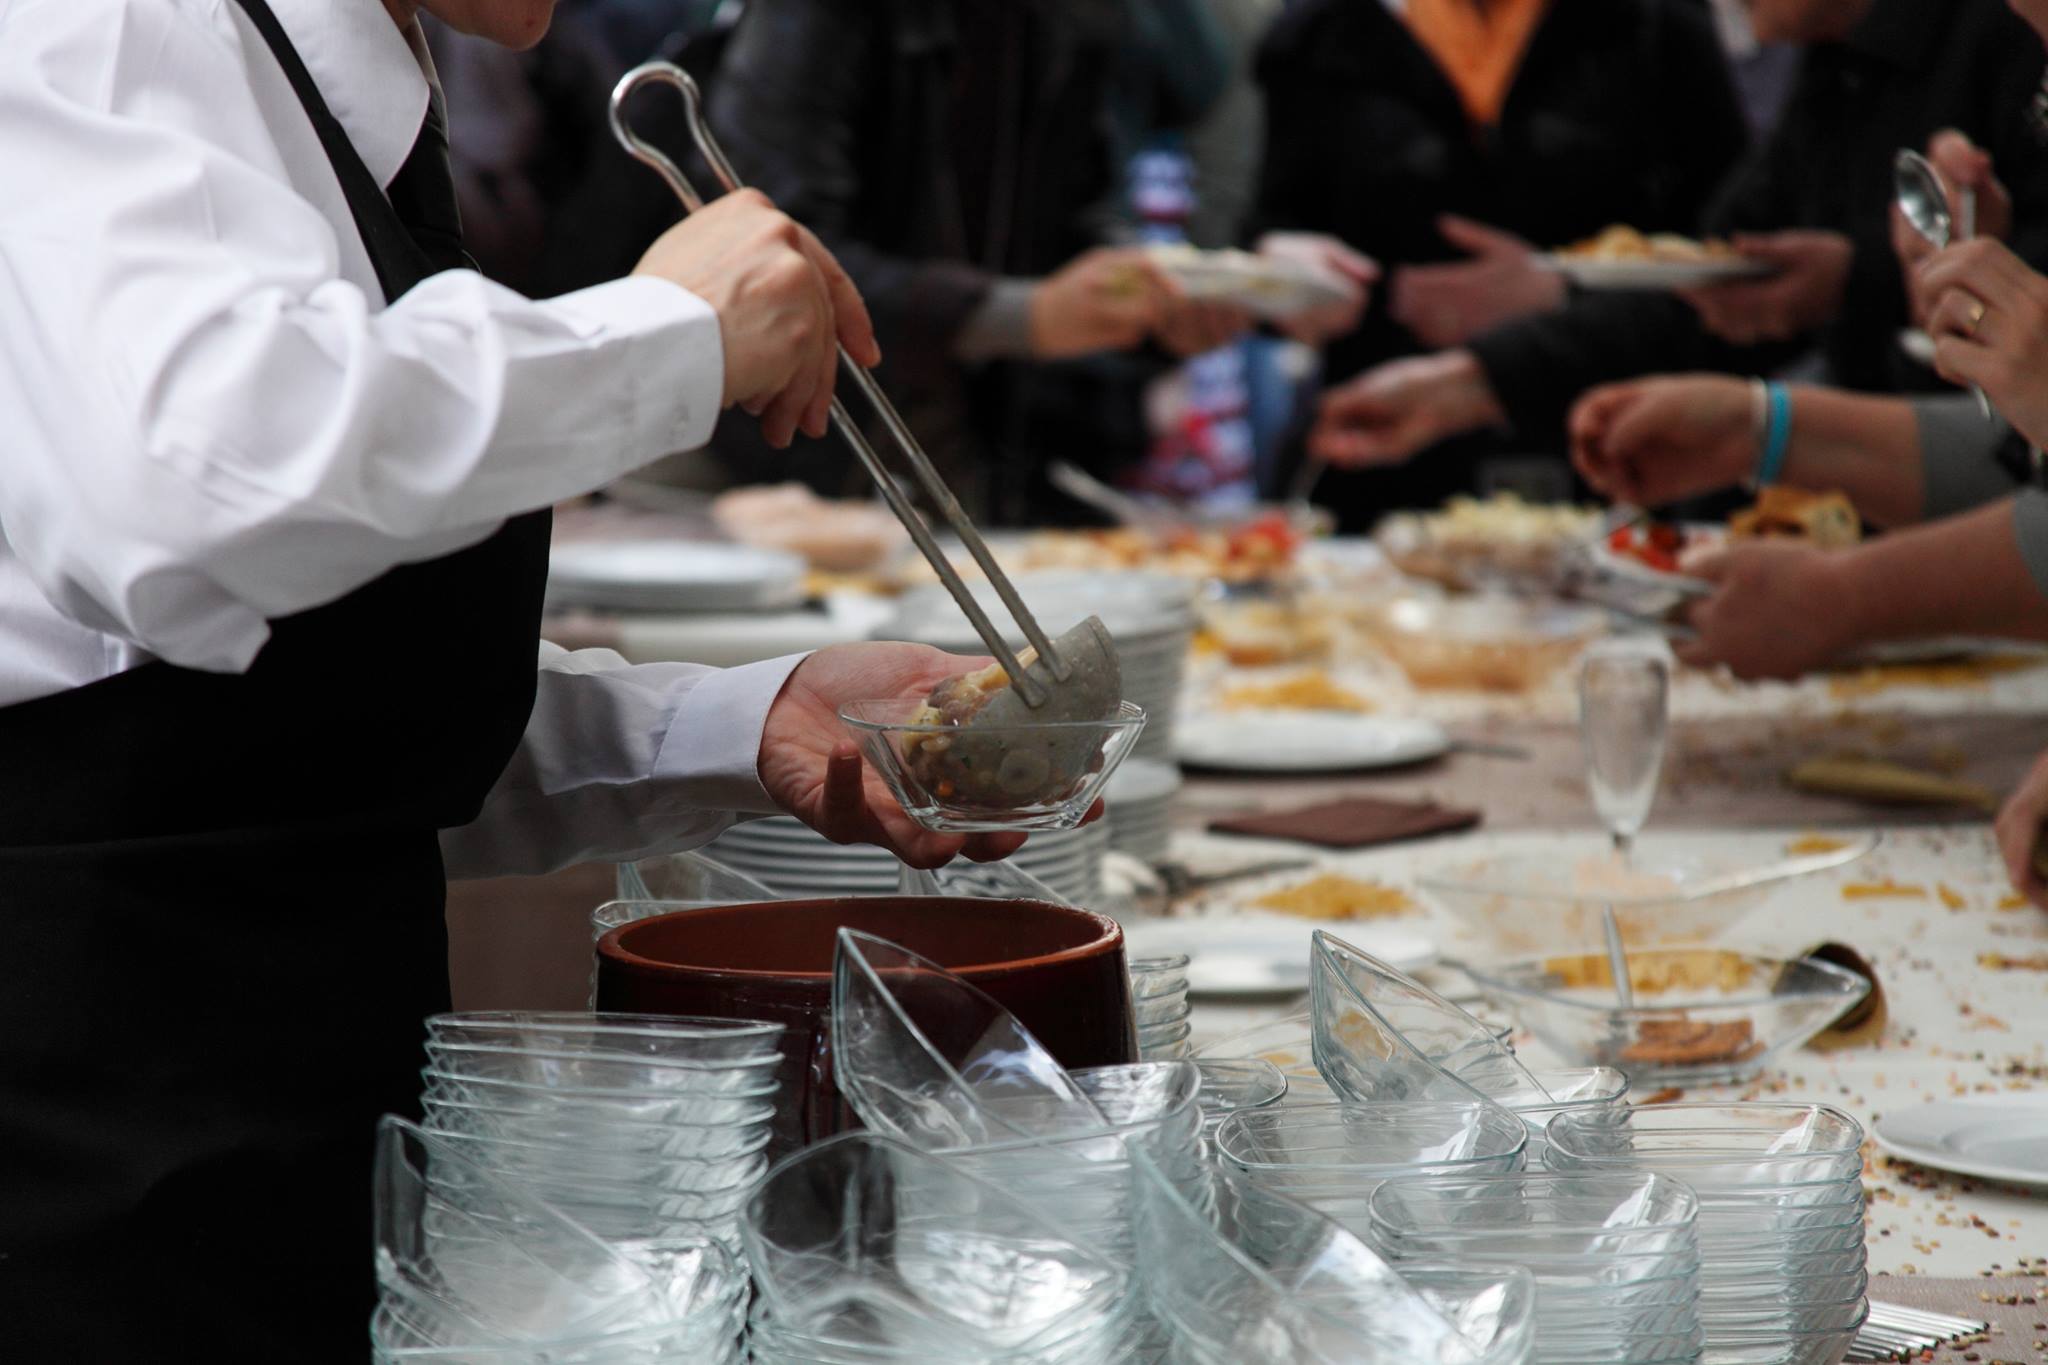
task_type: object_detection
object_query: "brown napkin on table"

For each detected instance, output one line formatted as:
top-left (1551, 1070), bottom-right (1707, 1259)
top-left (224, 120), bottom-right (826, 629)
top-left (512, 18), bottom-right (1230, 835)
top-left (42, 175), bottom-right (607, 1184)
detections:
top-left (1208, 796), bottom-right (1481, 850)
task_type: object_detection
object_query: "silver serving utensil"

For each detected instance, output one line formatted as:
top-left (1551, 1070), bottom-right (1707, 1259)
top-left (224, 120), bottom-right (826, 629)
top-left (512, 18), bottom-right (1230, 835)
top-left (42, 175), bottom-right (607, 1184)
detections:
top-left (609, 62), bottom-right (1121, 712)
top-left (1895, 149), bottom-right (1995, 423)
top-left (1843, 1300), bottom-right (1988, 1361)
top-left (1047, 460), bottom-right (1161, 529)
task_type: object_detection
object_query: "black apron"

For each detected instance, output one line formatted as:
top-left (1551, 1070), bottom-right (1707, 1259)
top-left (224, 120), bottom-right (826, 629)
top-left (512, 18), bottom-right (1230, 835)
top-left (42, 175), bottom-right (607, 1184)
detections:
top-left (0, 3), bottom-right (550, 1356)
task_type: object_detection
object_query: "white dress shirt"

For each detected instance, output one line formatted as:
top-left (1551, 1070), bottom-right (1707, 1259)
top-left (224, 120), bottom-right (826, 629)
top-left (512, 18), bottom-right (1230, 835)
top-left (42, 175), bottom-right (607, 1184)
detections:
top-left (0, 0), bottom-right (808, 875)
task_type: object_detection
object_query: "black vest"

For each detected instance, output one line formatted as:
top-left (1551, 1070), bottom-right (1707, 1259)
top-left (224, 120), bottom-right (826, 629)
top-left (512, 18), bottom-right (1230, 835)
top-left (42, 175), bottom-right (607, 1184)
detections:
top-left (0, 2), bottom-right (550, 1356)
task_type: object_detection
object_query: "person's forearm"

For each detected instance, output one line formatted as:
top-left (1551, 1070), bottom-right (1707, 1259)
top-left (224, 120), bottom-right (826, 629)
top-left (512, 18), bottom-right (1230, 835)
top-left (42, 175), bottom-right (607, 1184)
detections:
top-left (1775, 387), bottom-right (1924, 528)
top-left (1833, 494), bottom-right (2048, 646)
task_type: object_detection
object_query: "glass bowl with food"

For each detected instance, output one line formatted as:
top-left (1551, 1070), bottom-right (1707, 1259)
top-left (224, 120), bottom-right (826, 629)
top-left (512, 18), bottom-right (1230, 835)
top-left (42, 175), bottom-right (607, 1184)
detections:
top-left (1460, 949), bottom-right (1870, 1087)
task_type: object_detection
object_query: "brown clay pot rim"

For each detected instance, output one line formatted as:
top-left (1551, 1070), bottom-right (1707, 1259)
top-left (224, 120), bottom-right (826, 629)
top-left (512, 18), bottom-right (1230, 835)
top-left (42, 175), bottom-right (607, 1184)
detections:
top-left (596, 896), bottom-right (1124, 982)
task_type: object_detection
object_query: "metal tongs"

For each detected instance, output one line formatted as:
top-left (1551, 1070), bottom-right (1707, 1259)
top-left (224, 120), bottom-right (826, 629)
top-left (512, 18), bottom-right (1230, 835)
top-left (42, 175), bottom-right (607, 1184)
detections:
top-left (608, 62), bottom-right (1066, 708)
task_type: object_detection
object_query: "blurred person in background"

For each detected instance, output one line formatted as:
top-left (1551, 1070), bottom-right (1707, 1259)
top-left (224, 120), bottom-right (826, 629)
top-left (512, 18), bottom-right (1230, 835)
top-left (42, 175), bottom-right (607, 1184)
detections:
top-left (1563, 126), bottom-right (2036, 683)
top-left (704, 0), bottom-right (1369, 525)
top-left (1561, 77), bottom-right (2048, 907)
top-left (1311, 0), bottom-right (2048, 514)
top-left (1252, 0), bottom-right (1750, 525)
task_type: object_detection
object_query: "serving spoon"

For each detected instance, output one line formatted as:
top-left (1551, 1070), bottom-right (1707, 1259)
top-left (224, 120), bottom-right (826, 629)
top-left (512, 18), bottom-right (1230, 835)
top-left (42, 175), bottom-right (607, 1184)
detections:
top-left (1895, 150), bottom-right (1995, 423)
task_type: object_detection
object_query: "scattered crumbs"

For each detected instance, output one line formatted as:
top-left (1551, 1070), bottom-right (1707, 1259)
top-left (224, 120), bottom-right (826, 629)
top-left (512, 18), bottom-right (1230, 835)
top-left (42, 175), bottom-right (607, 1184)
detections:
top-left (1978, 952), bottom-right (2048, 972)
top-left (1940, 883), bottom-right (1968, 910)
top-left (1844, 880), bottom-right (1930, 900)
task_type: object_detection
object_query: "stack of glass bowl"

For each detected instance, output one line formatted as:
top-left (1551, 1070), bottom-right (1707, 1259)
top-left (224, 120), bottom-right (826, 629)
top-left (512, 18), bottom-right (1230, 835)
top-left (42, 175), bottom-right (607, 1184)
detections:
top-left (743, 1133), bottom-right (1148, 1364)
top-left (1214, 1100), bottom-right (1529, 1240)
top-left (1368, 1170), bottom-right (1705, 1365)
top-left (832, 930), bottom-right (1214, 1357)
top-left (1134, 1147), bottom-right (1538, 1365)
top-left (372, 1117), bottom-right (747, 1362)
top-left (1546, 1103), bottom-right (1871, 1364)
top-left (417, 1012), bottom-right (782, 1253)
top-left (1131, 952), bottom-right (1194, 1060)
top-left (1190, 1059), bottom-right (1287, 1154)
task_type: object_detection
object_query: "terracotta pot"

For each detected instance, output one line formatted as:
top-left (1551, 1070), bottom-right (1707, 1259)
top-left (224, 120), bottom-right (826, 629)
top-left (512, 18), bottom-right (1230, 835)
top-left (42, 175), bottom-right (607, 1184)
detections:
top-left (594, 896), bottom-right (1135, 1152)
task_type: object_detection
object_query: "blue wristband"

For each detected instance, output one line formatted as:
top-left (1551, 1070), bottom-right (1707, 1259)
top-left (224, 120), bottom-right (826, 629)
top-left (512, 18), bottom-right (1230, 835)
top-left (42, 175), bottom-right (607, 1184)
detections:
top-left (1755, 382), bottom-right (1792, 487)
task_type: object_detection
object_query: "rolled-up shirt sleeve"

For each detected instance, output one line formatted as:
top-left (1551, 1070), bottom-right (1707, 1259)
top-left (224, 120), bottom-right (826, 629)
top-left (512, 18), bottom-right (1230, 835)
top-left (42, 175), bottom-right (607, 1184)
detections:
top-left (0, 0), bottom-right (723, 676)
top-left (1915, 396), bottom-right (2021, 519)
top-left (438, 646), bottom-right (811, 879)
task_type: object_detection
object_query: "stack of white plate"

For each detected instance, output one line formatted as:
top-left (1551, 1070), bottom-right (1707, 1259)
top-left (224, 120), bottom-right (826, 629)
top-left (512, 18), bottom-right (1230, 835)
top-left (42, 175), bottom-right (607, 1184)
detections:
top-left (709, 816), bottom-right (1108, 903)
top-left (879, 572), bottom-right (1197, 761)
top-left (1102, 758), bottom-right (1180, 864)
top-left (546, 540), bottom-right (807, 613)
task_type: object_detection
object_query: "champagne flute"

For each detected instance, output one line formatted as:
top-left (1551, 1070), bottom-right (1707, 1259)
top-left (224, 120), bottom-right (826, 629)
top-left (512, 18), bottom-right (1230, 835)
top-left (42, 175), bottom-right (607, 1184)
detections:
top-left (1578, 638), bottom-right (1671, 864)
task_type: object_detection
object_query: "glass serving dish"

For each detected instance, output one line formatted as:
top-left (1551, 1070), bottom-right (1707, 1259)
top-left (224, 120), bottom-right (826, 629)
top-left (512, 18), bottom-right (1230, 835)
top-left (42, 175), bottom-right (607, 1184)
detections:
top-left (840, 698), bottom-right (1148, 832)
top-left (1417, 833), bottom-right (1879, 958)
top-left (1463, 950), bottom-right (1870, 1086)
top-left (1361, 592), bottom-right (1605, 693)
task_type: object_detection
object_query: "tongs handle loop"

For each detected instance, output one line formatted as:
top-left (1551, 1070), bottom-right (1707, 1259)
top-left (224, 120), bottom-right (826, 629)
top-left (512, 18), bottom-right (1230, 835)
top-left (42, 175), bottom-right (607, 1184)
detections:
top-left (608, 61), bottom-right (1066, 708)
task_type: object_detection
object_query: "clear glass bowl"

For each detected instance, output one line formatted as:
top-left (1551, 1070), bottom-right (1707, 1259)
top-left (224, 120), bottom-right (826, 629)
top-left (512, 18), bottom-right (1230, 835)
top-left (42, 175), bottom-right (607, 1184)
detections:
top-left (1417, 834), bottom-right (1877, 958)
top-left (1361, 593), bottom-right (1605, 693)
top-left (840, 698), bottom-right (1148, 832)
top-left (1464, 950), bottom-right (1871, 1086)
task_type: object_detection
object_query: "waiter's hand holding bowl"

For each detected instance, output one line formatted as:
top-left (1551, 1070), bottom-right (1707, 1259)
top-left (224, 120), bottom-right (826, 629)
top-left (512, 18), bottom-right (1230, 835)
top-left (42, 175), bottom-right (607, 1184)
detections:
top-left (633, 187), bottom-right (880, 450)
top-left (760, 642), bottom-right (1101, 868)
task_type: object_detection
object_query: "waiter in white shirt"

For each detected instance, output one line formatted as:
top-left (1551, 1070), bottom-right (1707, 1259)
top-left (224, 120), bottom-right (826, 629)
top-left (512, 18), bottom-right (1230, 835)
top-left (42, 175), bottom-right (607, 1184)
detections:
top-left (0, 0), bottom-right (1023, 1353)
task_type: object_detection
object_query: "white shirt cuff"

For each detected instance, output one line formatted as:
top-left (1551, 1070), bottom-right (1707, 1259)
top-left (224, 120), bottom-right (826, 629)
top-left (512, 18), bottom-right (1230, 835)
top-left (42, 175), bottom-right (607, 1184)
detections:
top-left (547, 275), bottom-right (726, 456)
top-left (654, 651), bottom-right (810, 815)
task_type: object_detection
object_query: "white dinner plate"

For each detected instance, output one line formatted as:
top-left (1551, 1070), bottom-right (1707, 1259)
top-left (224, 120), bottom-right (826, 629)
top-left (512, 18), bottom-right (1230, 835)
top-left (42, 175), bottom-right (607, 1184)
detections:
top-left (1145, 246), bottom-right (1355, 320)
top-left (1175, 713), bottom-right (1449, 773)
top-left (1121, 915), bottom-right (1435, 996)
top-left (1539, 257), bottom-right (1775, 290)
top-left (547, 541), bottom-right (807, 613)
top-left (1873, 1097), bottom-right (2048, 1186)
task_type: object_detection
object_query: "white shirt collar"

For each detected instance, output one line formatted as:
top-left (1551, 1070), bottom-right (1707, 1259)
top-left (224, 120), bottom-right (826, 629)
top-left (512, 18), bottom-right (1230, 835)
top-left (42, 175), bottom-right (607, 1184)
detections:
top-left (267, 0), bottom-right (433, 190)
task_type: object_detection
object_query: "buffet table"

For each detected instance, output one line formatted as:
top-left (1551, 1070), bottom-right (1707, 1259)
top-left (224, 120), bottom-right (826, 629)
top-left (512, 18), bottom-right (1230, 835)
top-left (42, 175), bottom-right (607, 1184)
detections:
top-left (454, 512), bottom-right (2048, 1358)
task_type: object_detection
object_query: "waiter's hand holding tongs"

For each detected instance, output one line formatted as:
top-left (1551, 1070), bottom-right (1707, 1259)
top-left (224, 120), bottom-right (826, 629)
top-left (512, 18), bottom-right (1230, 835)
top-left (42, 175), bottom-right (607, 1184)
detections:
top-left (633, 188), bottom-right (880, 450)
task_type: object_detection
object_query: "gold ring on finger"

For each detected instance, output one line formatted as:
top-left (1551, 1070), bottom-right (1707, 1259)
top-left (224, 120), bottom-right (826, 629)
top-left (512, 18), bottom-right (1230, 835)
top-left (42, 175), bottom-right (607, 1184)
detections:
top-left (1966, 297), bottom-right (1988, 338)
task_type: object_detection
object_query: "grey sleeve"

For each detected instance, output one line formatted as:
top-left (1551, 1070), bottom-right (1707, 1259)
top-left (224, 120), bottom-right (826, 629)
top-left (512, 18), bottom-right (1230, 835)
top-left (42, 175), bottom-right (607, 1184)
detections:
top-left (2013, 490), bottom-right (2048, 599)
top-left (952, 279), bottom-right (1039, 365)
top-left (1916, 396), bottom-right (2021, 519)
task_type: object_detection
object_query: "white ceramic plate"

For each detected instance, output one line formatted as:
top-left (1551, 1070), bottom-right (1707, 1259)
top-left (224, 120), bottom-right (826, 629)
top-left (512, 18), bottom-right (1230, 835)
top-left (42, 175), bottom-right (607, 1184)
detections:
top-left (1873, 1097), bottom-right (2048, 1186)
top-left (1539, 257), bottom-right (1774, 290)
top-left (1145, 246), bottom-right (1355, 320)
top-left (547, 541), bottom-right (806, 613)
top-left (1175, 713), bottom-right (1449, 773)
top-left (1122, 915), bottom-right (1435, 996)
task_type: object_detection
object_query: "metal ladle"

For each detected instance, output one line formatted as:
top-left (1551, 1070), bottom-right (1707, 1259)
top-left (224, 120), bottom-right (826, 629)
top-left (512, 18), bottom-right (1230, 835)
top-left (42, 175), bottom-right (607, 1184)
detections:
top-left (1894, 150), bottom-right (1995, 423)
top-left (607, 61), bottom-right (1109, 711)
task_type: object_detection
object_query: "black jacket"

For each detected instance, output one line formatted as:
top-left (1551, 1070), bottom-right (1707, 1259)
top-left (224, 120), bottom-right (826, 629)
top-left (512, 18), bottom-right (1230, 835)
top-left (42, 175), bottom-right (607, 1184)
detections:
top-left (1254, 0), bottom-right (1749, 390)
top-left (708, 0), bottom-right (1169, 519)
top-left (1469, 0), bottom-right (2048, 446)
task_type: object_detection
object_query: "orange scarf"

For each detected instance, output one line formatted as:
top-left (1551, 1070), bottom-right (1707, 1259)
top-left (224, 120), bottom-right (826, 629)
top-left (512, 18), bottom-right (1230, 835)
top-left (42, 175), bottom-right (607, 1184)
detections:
top-left (1404, 0), bottom-right (1552, 128)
